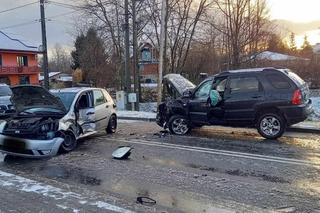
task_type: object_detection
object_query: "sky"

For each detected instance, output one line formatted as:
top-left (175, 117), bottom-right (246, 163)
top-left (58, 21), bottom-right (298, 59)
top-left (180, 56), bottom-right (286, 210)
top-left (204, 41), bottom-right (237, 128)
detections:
top-left (0, 0), bottom-right (319, 52)
top-left (268, 0), bottom-right (320, 23)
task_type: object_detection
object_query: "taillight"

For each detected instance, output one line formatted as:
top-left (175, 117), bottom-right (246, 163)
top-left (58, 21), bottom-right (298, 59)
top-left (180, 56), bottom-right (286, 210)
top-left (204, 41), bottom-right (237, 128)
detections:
top-left (292, 89), bottom-right (302, 105)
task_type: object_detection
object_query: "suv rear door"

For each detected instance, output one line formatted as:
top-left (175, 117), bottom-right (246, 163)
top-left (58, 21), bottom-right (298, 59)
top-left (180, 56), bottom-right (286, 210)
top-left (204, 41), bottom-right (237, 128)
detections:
top-left (224, 74), bottom-right (265, 122)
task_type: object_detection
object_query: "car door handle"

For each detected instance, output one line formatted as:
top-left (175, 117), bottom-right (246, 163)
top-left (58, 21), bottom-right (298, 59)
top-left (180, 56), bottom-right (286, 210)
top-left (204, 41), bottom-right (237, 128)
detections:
top-left (86, 112), bottom-right (94, 115)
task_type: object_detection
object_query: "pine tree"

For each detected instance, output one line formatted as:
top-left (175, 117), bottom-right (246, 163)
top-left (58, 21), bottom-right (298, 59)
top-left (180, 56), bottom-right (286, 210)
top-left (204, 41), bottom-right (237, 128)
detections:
top-left (300, 35), bottom-right (313, 58)
top-left (289, 32), bottom-right (297, 54)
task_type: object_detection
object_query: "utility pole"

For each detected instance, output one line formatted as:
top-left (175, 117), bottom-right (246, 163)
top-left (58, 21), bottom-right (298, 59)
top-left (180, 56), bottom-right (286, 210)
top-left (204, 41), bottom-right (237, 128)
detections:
top-left (132, 0), bottom-right (140, 111)
top-left (157, 0), bottom-right (167, 105)
top-left (124, 0), bottom-right (131, 109)
top-left (40, 0), bottom-right (49, 89)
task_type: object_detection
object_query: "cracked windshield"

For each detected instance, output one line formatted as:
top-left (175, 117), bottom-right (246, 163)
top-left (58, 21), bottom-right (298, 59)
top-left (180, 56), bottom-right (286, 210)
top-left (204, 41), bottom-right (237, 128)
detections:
top-left (0, 0), bottom-right (320, 212)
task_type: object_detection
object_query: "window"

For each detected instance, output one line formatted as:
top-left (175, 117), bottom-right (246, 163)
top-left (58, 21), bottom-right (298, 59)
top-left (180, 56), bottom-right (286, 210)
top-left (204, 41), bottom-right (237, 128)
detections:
top-left (103, 90), bottom-right (113, 102)
top-left (93, 90), bottom-right (105, 106)
top-left (194, 80), bottom-right (213, 99)
top-left (141, 49), bottom-right (151, 61)
top-left (17, 56), bottom-right (28, 66)
top-left (288, 71), bottom-right (305, 86)
top-left (266, 74), bottom-right (291, 89)
top-left (19, 76), bottom-right (30, 85)
top-left (0, 55), bottom-right (2, 66)
top-left (53, 92), bottom-right (76, 110)
top-left (213, 78), bottom-right (227, 92)
top-left (230, 77), bottom-right (260, 94)
top-left (77, 93), bottom-right (90, 109)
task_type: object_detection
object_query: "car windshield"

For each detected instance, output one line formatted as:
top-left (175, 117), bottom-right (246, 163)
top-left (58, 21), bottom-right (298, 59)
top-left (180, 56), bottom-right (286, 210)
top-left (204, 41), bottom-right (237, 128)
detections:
top-left (52, 92), bottom-right (76, 110)
top-left (0, 86), bottom-right (12, 96)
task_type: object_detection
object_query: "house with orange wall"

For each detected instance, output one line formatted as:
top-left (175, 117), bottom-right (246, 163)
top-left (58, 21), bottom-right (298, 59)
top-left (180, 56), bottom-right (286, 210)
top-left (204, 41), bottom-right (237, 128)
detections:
top-left (0, 31), bottom-right (40, 85)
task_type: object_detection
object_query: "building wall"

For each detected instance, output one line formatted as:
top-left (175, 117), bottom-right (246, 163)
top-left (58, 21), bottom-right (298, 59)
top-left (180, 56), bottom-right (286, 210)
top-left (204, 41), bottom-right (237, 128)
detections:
top-left (0, 52), bottom-right (37, 67)
top-left (0, 51), bottom-right (39, 85)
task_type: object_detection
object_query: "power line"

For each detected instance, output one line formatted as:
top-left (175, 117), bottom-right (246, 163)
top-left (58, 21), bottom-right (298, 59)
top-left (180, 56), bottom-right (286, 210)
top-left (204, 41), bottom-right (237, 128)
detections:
top-left (0, 1), bottom-right (38, 14)
top-left (0, 19), bottom-right (40, 30)
top-left (47, 0), bottom-right (84, 10)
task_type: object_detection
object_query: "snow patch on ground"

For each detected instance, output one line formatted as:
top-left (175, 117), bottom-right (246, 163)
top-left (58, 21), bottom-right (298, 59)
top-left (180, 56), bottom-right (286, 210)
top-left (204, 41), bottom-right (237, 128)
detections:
top-left (309, 97), bottom-right (320, 121)
top-left (139, 102), bottom-right (157, 112)
top-left (0, 170), bottom-right (134, 213)
top-left (117, 110), bottom-right (156, 119)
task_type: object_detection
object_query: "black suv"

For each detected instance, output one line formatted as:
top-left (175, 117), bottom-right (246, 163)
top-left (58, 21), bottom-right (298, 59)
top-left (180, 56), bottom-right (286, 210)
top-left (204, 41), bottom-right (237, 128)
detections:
top-left (156, 67), bottom-right (312, 139)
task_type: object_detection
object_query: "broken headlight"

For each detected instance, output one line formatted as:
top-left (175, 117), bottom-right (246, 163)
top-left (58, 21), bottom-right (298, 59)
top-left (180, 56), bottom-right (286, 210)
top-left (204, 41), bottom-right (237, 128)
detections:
top-left (38, 121), bottom-right (59, 139)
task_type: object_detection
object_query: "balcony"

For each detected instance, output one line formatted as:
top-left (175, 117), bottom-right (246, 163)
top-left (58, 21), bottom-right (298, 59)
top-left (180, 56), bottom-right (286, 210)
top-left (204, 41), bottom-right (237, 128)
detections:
top-left (0, 66), bottom-right (40, 75)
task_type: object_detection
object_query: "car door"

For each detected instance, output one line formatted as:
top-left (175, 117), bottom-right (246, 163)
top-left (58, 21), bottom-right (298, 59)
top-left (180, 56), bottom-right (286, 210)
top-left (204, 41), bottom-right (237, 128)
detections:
top-left (223, 75), bottom-right (265, 122)
top-left (76, 91), bottom-right (96, 134)
top-left (207, 77), bottom-right (228, 124)
top-left (93, 89), bottom-right (109, 130)
top-left (188, 80), bottom-right (213, 124)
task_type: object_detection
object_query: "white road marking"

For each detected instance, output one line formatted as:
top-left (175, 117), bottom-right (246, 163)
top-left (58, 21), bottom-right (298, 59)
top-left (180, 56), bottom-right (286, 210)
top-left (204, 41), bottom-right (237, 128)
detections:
top-left (0, 170), bottom-right (134, 213)
top-left (114, 138), bottom-right (320, 167)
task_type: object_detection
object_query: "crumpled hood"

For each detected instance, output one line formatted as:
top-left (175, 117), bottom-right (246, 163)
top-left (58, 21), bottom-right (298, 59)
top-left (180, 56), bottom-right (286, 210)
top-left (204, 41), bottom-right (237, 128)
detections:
top-left (11, 85), bottom-right (66, 113)
top-left (163, 74), bottom-right (196, 97)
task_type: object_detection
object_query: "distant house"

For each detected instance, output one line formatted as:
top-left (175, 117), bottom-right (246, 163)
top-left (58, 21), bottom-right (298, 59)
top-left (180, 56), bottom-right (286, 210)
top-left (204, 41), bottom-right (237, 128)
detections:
top-left (313, 43), bottom-right (320, 54)
top-left (39, 72), bottom-right (73, 87)
top-left (138, 42), bottom-right (159, 83)
top-left (0, 31), bottom-right (40, 85)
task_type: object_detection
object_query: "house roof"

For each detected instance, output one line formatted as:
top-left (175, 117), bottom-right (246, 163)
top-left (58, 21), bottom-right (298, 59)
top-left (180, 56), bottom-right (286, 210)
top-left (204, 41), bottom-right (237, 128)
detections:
top-left (39, 72), bottom-right (61, 81)
top-left (0, 31), bottom-right (40, 53)
top-left (254, 51), bottom-right (310, 61)
top-left (313, 43), bottom-right (320, 54)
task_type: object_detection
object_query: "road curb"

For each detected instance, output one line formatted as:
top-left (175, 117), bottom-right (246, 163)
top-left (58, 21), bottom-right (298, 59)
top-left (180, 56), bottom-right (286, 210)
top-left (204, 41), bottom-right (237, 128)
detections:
top-left (118, 116), bottom-right (156, 122)
top-left (287, 126), bottom-right (320, 134)
top-left (119, 116), bottom-right (320, 134)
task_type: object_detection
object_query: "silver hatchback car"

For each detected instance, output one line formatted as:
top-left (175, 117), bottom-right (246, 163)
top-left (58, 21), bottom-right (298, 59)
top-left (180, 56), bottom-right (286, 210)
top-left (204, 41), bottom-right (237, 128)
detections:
top-left (0, 86), bottom-right (117, 158)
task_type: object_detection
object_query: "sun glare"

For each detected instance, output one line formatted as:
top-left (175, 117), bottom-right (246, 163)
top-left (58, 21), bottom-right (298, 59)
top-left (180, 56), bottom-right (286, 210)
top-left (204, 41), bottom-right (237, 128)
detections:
top-left (268, 0), bottom-right (320, 23)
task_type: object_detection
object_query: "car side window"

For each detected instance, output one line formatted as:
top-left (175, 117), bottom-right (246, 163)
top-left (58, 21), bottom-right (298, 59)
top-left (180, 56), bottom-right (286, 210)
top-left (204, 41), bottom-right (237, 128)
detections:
top-left (103, 90), bottom-right (113, 102)
top-left (93, 90), bottom-right (106, 106)
top-left (266, 74), bottom-right (291, 89)
top-left (229, 77), bottom-right (260, 94)
top-left (214, 78), bottom-right (227, 92)
top-left (77, 93), bottom-right (90, 109)
top-left (194, 80), bottom-right (213, 99)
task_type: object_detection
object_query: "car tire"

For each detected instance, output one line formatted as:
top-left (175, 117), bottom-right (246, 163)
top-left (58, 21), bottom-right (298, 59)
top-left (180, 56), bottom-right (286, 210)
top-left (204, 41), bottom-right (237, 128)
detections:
top-left (257, 113), bottom-right (285, 139)
top-left (168, 115), bottom-right (190, 135)
top-left (106, 115), bottom-right (117, 134)
top-left (59, 131), bottom-right (77, 153)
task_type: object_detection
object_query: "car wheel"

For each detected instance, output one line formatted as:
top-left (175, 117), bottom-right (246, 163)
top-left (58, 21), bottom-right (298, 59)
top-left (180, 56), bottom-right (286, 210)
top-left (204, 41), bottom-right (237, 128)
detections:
top-left (257, 113), bottom-right (285, 139)
top-left (106, 115), bottom-right (117, 134)
top-left (60, 131), bottom-right (77, 153)
top-left (168, 115), bottom-right (190, 135)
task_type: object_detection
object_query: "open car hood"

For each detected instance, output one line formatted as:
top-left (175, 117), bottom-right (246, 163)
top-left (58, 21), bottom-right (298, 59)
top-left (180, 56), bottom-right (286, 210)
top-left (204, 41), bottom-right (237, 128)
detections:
top-left (163, 74), bottom-right (196, 98)
top-left (11, 85), bottom-right (67, 113)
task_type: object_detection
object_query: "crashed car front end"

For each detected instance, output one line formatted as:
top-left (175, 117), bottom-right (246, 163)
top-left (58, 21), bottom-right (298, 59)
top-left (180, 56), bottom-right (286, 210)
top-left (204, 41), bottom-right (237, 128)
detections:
top-left (156, 74), bottom-right (196, 128)
top-left (0, 85), bottom-right (68, 158)
top-left (0, 117), bottom-right (64, 157)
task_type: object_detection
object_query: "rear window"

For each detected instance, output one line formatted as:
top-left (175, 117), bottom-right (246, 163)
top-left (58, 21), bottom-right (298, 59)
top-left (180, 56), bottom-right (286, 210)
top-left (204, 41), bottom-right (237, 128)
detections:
top-left (266, 74), bottom-right (291, 89)
top-left (229, 77), bottom-right (260, 94)
top-left (287, 71), bottom-right (305, 86)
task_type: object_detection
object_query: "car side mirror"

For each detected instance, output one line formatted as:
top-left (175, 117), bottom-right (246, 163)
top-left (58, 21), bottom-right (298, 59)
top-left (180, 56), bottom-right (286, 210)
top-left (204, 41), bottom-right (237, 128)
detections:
top-left (183, 90), bottom-right (192, 97)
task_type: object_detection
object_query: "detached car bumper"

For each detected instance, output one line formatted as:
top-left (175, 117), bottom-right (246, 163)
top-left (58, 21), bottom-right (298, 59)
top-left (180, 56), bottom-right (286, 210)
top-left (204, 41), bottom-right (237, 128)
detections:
top-left (0, 134), bottom-right (64, 158)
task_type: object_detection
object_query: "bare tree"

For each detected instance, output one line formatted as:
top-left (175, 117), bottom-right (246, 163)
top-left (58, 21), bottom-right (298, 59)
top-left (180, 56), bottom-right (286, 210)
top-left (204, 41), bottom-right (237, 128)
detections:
top-left (210, 0), bottom-right (270, 69)
top-left (49, 44), bottom-right (72, 74)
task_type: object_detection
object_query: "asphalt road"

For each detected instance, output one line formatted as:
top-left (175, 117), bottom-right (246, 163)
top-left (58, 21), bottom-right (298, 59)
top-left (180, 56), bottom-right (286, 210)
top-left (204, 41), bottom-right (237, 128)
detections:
top-left (0, 121), bottom-right (319, 212)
